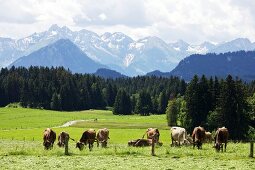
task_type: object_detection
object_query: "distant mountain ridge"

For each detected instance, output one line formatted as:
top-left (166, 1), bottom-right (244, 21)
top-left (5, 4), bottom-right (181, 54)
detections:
top-left (1, 24), bottom-right (255, 76)
top-left (10, 39), bottom-right (107, 74)
top-left (170, 51), bottom-right (255, 81)
top-left (146, 70), bottom-right (171, 77)
top-left (94, 68), bottom-right (127, 79)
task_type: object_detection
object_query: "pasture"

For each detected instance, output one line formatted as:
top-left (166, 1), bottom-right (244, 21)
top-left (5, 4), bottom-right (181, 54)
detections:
top-left (0, 107), bottom-right (254, 169)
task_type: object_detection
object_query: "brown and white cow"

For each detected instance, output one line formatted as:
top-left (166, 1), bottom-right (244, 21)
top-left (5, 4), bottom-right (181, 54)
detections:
top-left (43, 128), bottom-right (56, 150)
top-left (192, 126), bottom-right (206, 149)
top-left (128, 139), bottom-right (152, 147)
top-left (205, 131), bottom-right (213, 143)
top-left (76, 129), bottom-right (96, 151)
top-left (142, 128), bottom-right (160, 144)
top-left (96, 128), bottom-right (110, 148)
top-left (57, 131), bottom-right (75, 147)
top-left (128, 139), bottom-right (163, 147)
top-left (214, 127), bottom-right (229, 152)
top-left (170, 126), bottom-right (188, 146)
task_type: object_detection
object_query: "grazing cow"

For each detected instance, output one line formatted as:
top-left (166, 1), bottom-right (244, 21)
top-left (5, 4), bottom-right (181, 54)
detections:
top-left (128, 139), bottom-right (163, 147)
top-left (205, 131), bottom-right (213, 143)
top-left (43, 128), bottom-right (56, 150)
top-left (192, 126), bottom-right (206, 149)
top-left (170, 126), bottom-right (188, 146)
top-left (214, 127), bottom-right (229, 152)
top-left (96, 128), bottom-right (110, 147)
top-left (76, 129), bottom-right (96, 151)
top-left (57, 131), bottom-right (75, 147)
top-left (142, 128), bottom-right (160, 144)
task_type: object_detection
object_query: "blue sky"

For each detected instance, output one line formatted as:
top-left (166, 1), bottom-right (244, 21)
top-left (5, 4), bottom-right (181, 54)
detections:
top-left (0, 0), bottom-right (254, 44)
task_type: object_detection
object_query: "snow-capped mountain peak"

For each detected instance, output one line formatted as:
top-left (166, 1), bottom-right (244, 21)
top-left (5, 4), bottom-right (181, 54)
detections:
top-left (48, 24), bottom-right (61, 32)
top-left (1, 25), bottom-right (255, 76)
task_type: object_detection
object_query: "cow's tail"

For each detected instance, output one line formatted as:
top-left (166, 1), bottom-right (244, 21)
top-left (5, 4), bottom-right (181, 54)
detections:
top-left (70, 137), bottom-right (75, 141)
top-left (142, 130), bottom-right (148, 139)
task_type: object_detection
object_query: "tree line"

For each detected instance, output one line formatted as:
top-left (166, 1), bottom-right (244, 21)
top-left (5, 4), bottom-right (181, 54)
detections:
top-left (0, 66), bottom-right (185, 114)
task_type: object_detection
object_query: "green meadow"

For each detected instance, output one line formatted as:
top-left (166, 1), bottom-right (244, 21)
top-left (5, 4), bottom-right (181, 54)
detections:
top-left (0, 107), bottom-right (254, 169)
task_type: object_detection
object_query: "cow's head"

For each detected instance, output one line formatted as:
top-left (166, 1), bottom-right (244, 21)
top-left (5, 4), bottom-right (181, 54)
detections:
top-left (128, 140), bottom-right (136, 146)
top-left (215, 143), bottom-right (221, 151)
top-left (157, 141), bottom-right (163, 146)
top-left (44, 141), bottom-right (51, 150)
top-left (76, 142), bottom-right (84, 151)
top-left (101, 140), bottom-right (107, 148)
top-left (57, 142), bottom-right (64, 147)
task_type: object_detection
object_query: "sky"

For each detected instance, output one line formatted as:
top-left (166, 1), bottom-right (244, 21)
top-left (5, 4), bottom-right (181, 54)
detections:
top-left (0, 0), bottom-right (255, 44)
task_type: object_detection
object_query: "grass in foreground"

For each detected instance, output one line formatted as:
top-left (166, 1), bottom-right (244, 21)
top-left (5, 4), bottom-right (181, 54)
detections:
top-left (0, 107), bottom-right (254, 169)
top-left (0, 140), bottom-right (254, 170)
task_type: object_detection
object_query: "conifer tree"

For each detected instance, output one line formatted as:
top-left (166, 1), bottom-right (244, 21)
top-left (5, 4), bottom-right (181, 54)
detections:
top-left (166, 99), bottom-right (178, 126)
top-left (50, 93), bottom-right (62, 110)
top-left (158, 91), bottom-right (168, 114)
top-left (135, 90), bottom-right (152, 116)
top-left (113, 89), bottom-right (131, 115)
top-left (217, 76), bottom-right (250, 139)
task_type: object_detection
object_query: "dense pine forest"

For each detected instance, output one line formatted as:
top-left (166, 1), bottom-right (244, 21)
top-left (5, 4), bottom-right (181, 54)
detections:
top-left (0, 66), bottom-right (254, 140)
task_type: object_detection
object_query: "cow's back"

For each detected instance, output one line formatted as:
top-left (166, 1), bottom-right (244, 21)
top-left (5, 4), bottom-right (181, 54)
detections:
top-left (97, 128), bottom-right (109, 142)
top-left (216, 127), bottom-right (229, 143)
top-left (147, 128), bottom-right (160, 140)
top-left (86, 129), bottom-right (96, 143)
top-left (192, 127), bottom-right (205, 141)
top-left (50, 129), bottom-right (56, 143)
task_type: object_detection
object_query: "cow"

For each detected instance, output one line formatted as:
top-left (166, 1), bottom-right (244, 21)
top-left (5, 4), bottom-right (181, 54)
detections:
top-left (192, 126), bottom-right (206, 149)
top-left (57, 131), bottom-right (75, 147)
top-left (76, 129), bottom-right (96, 151)
top-left (214, 127), bottom-right (229, 152)
top-left (205, 131), bottom-right (213, 143)
top-left (96, 128), bottom-right (110, 148)
top-left (128, 139), bottom-right (163, 147)
top-left (170, 126), bottom-right (188, 146)
top-left (128, 139), bottom-right (152, 147)
top-left (43, 128), bottom-right (56, 150)
top-left (142, 128), bottom-right (160, 144)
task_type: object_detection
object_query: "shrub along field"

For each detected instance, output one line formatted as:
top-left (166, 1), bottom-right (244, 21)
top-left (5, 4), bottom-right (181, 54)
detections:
top-left (0, 107), bottom-right (254, 169)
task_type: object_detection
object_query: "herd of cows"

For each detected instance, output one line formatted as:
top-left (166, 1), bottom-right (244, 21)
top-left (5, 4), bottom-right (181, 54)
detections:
top-left (43, 126), bottom-right (229, 153)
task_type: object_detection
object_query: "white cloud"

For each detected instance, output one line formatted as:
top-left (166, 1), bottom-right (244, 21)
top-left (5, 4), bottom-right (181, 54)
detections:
top-left (0, 0), bottom-right (255, 44)
top-left (98, 13), bottom-right (107, 21)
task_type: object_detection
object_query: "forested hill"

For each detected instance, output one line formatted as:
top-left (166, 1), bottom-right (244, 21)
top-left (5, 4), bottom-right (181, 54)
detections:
top-left (170, 51), bottom-right (255, 81)
top-left (94, 68), bottom-right (127, 79)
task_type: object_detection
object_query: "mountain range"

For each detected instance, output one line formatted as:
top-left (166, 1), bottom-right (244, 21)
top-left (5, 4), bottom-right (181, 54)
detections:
top-left (147, 51), bottom-right (255, 81)
top-left (1, 24), bottom-right (255, 76)
top-left (10, 39), bottom-right (106, 74)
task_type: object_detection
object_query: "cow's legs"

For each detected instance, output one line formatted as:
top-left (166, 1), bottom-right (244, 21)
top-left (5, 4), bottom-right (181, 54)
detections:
top-left (224, 143), bottom-right (227, 152)
top-left (171, 136), bottom-right (174, 147)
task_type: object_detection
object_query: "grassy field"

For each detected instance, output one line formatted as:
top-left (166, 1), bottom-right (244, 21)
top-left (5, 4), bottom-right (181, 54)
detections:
top-left (0, 107), bottom-right (254, 169)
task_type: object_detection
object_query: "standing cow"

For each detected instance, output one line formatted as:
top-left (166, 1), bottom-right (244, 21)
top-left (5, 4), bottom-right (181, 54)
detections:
top-left (170, 126), bottom-right (188, 146)
top-left (76, 129), bottom-right (96, 151)
top-left (96, 128), bottom-right (110, 148)
top-left (192, 126), bottom-right (206, 149)
top-left (205, 131), bottom-right (213, 143)
top-left (57, 131), bottom-right (75, 147)
top-left (214, 127), bottom-right (229, 152)
top-left (43, 128), bottom-right (56, 150)
top-left (142, 128), bottom-right (160, 144)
